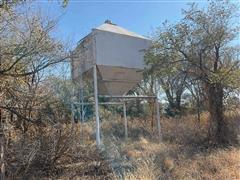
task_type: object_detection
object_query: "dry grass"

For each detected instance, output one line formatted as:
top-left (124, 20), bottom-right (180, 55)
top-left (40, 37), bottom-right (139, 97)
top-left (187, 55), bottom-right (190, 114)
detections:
top-left (5, 110), bottom-right (240, 179)
top-left (99, 110), bottom-right (240, 180)
top-left (172, 147), bottom-right (240, 180)
top-left (124, 157), bottom-right (160, 180)
top-left (6, 123), bottom-right (114, 179)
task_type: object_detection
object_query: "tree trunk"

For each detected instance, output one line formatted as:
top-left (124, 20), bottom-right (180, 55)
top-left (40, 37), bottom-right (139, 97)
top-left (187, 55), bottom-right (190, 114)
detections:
top-left (175, 93), bottom-right (182, 111)
top-left (207, 83), bottom-right (226, 143)
top-left (196, 95), bottom-right (201, 123)
top-left (165, 89), bottom-right (182, 113)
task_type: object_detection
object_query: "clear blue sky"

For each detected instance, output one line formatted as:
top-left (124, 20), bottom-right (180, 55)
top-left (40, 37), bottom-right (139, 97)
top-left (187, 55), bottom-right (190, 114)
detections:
top-left (37, 0), bottom-right (208, 47)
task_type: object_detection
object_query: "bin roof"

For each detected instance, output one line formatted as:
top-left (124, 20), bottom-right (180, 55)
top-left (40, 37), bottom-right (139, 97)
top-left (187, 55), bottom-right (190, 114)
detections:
top-left (94, 21), bottom-right (149, 40)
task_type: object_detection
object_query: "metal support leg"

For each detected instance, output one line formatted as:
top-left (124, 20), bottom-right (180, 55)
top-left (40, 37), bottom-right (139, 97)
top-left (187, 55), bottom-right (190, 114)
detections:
top-left (155, 98), bottom-right (162, 142)
top-left (71, 104), bottom-right (74, 130)
top-left (80, 80), bottom-right (84, 144)
top-left (93, 65), bottom-right (100, 146)
top-left (80, 94), bottom-right (85, 144)
top-left (123, 102), bottom-right (128, 140)
top-left (71, 85), bottom-right (76, 130)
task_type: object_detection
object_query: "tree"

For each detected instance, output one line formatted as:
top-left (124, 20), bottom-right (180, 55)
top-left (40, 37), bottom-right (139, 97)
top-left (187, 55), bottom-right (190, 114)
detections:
top-left (0, 6), bottom-right (69, 130)
top-left (145, 38), bottom-right (187, 115)
top-left (0, 0), bottom-right (69, 10)
top-left (146, 0), bottom-right (240, 143)
top-left (128, 73), bottom-right (156, 129)
top-left (185, 79), bottom-right (207, 122)
top-left (0, 4), bottom-right (69, 178)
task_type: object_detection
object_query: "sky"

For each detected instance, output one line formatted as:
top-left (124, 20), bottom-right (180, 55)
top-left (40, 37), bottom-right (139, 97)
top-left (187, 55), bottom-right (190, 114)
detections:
top-left (36, 0), bottom-right (209, 48)
top-left (33, 0), bottom-right (238, 98)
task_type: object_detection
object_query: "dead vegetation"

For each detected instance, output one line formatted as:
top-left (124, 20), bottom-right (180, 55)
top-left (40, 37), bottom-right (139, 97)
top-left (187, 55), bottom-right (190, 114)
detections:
top-left (2, 108), bottom-right (239, 179)
top-left (0, 107), bottom-right (238, 180)
top-left (99, 110), bottom-right (240, 180)
top-left (5, 123), bottom-right (114, 179)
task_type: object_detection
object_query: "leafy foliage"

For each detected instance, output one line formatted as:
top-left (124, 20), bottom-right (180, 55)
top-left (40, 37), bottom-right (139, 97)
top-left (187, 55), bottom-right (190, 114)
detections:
top-left (145, 0), bottom-right (240, 142)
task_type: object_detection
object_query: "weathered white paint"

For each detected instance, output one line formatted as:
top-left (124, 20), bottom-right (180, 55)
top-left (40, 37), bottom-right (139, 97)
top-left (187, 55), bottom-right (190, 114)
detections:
top-left (95, 22), bottom-right (146, 39)
top-left (71, 34), bottom-right (95, 80)
top-left (71, 22), bottom-right (151, 95)
top-left (94, 29), bottom-right (150, 69)
top-left (97, 65), bottom-right (143, 95)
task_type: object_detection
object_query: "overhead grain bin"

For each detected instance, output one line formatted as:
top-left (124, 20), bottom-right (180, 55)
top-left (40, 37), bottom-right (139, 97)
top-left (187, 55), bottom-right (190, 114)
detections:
top-left (71, 20), bottom-right (151, 96)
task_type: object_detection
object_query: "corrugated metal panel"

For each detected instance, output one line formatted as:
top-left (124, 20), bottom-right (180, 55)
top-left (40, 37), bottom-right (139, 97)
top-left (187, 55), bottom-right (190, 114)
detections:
top-left (71, 21), bottom-right (151, 95)
top-left (95, 30), bottom-right (151, 69)
top-left (97, 65), bottom-right (142, 95)
top-left (72, 34), bottom-right (95, 81)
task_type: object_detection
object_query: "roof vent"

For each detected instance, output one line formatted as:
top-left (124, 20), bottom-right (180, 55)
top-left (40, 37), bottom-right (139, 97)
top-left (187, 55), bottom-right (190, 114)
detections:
top-left (104, 19), bottom-right (116, 25)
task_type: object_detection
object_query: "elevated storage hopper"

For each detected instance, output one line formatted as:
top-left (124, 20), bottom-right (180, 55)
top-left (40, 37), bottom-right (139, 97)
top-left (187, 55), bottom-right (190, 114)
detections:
top-left (71, 20), bottom-right (151, 95)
